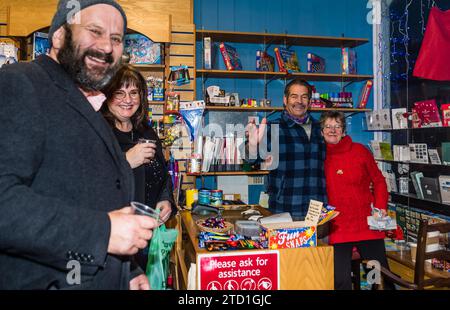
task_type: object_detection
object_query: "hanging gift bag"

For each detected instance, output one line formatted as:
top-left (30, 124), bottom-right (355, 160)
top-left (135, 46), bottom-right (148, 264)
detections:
top-left (413, 7), bottom-right (450, 81)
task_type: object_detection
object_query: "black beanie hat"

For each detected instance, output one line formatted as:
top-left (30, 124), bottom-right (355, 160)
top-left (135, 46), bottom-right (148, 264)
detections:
top-left (48, 0), bottom-right (127, 46)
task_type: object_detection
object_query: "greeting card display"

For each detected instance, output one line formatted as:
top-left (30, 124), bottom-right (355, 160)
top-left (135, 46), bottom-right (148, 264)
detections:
top-left (391, 108), bottom-right (408, 129)
top-left (411, 99), bottom-right (442, 128)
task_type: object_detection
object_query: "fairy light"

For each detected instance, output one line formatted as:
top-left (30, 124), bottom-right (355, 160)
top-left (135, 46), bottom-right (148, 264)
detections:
top-left (372, 0), bottom-right (441, 101)
top-left (385, 0), bottom-right (440, 83)
top-left (421, 0), bottom-right (425, 35)
top-left (404, 0), bottom-right (412, 107)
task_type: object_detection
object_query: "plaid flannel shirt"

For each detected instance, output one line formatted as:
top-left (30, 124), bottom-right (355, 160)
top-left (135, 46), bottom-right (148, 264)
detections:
top-left (264, 112), bottom-right (327, 219)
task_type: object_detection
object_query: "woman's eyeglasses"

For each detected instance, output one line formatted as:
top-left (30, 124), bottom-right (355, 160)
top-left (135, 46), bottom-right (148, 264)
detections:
top-left (112, 90), bottom-right (140, 100)
top-left (323, 124), bottom-right (343, 131)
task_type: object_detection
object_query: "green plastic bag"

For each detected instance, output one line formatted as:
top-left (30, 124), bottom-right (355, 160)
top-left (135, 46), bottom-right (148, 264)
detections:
top-left (145, 224), bottom-right (178, 290)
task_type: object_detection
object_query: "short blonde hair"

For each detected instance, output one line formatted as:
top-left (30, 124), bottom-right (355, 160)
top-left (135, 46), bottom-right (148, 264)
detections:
top-left (319, 111), bottom-right (346, 133)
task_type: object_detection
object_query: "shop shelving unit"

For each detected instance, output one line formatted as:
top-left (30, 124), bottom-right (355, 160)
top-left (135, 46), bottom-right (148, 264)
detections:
top-left (196, 29), bottom-right (373, 98)
top-left (372, 114), bottom-right (450, 218)
top-left (192, 28), bottom-right (373, 195)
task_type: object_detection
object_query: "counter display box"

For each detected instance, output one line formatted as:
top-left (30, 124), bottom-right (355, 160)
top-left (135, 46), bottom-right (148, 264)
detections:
top-left (261, 200), bottom-right (339, 249)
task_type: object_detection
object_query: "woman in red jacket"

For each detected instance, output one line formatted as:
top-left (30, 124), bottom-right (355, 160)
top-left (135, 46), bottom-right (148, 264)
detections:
top-left (320, 111), bottom-right (391, 290)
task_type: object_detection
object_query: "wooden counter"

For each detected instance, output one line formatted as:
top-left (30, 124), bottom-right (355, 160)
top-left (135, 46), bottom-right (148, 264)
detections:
top-left (175, 207), bottom-right (334, 290)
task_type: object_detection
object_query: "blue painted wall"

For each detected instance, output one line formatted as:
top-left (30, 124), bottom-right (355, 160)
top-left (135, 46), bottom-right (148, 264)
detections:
top-left (194, 0), bottom-right (375, 201)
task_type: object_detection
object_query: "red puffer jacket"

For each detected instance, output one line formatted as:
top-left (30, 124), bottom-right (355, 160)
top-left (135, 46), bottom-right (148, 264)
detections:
top-left (325, 135), bottom-right (388, 244)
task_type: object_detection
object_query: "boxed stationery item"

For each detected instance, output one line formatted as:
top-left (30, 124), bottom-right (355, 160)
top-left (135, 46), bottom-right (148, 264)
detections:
top-left (256, 50), bottom-right (275, 72)
top-left (203, 37), bottom-right (217, 70)
top-left (219, 42), bottom-right (242, 71)
top-left (261, 201), bottom-right (338, 249)
top-left (341, 47), bottom-right (357, 74)
top-left (307, 52), bottom-right (325, 73)
top-left (274, 47), bottom-right (300, 73)
top-left (124, 33), bottom-right (162, 65)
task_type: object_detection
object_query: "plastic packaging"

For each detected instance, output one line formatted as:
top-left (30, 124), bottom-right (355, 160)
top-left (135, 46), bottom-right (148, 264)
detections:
top-left (235, 220), bottom-right (261, 238)
top-left (168, 65), bottom-right (190, 86)
top-left (179, 100), bottom-right (205, 141)
top-left (131, 201), bottom-right (160, 220)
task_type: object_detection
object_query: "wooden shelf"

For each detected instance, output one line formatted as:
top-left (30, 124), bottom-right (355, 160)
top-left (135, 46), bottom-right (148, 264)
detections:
top-left (197, 69), bottom-right (284, 79)
top-left (148, 101), bottom-right (165, 105)
top-left (309, 107), bottom-right (371, 113)
top-left (205, 106), bottom-right (284, 112)
top-left (197, 69), bottom-right (373, 82)
top-left (204, 105), bottom-right (370, 113)
top-left (196, 30), bottom-right (369, 48)
top-left (130, 64), bottom-right (165, 70)
top-left (187, 171), bottom-right (271, 176)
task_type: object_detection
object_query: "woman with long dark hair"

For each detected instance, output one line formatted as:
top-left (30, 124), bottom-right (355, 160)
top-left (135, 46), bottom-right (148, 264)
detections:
top-left (101, 65), bottom-right (175, 269)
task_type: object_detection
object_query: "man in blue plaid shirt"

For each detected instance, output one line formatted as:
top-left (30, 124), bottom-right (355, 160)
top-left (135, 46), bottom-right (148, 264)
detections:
top-left (247, 79), bottom-right (326, 219)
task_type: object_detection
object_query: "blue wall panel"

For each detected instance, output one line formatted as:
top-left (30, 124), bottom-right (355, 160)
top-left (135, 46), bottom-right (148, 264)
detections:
top-left (194, 0), bottom-right (375, 202)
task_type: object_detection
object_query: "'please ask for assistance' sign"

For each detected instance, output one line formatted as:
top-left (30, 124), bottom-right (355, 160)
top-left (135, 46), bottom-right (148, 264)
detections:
top-left (197, 250), bottom-right (280, 290)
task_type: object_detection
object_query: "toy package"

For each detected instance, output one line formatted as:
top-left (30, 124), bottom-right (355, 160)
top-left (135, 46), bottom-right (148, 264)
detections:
top-left (32, 32), bottom-right (50, 59)
top-left (165, 92), bottom-right (180, 113)
top-left (307, 53), bottom-right (325, 73)
top-left (341, 47), bottom-right (357, 74)
top-left (203, 37), bottom-right (216, 70)
top-left (0, 42), bottom-right (18, 68)
top-left (261, 200), bottom-right (339, 249)
top-left (168, 65), bottom-right (190, 86)
top-left (274, 47), bottom-right (300, 73)
top-left (146, 75), bottom-right (164, 101)
top-left (263, 224), bottom-right (317, 249)
top-left (124, 33), bottom-right (161, 65)
top-left (219, 42), bottom-right (242, 71)
top-left (256, 50), bottom-right (275, 72)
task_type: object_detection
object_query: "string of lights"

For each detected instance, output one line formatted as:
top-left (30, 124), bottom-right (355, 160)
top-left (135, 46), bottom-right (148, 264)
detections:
top-left (377, 0), bottom-right (440, 85)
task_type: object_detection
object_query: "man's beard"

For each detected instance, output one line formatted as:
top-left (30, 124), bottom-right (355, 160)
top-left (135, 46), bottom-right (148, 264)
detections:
top-left (57, 26), bottom-right (120, 92)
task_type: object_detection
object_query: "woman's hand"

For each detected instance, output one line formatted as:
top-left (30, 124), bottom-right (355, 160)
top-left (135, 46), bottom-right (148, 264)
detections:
top-left (125, 143), bottom-right (157, 168)
top-left (156, 200), bottom-right (173, 224)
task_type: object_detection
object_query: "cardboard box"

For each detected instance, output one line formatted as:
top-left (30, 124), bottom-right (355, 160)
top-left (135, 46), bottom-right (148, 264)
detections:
top-left (263, 222), bottom-right (318, 249)
top-left (261, 200), bottom-right (339, 249)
